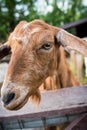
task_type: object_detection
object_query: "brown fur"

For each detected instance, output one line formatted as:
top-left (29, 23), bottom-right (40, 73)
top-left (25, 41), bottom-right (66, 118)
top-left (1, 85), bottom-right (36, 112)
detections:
top-left (1, 19), bottom-right (87, 111)
top-left (7, 20), bottom-right (80, 103)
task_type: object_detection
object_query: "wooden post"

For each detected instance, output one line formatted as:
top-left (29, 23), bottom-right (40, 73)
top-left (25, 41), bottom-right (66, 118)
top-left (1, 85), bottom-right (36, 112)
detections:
top-left (0, 86), bottom-right (87, 129)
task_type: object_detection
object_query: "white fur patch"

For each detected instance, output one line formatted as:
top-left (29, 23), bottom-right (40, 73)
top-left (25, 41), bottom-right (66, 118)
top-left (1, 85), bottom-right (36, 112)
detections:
top-left (22, 27), bottom-right (40, 45)
top-left (22, 36), bottom-right (29, 45)
top-left (22, 23), bottom-right (29, 29)
top-left (31, 28), bottom-right (40, 35)
top-left (11, 27), bottom-right (40, 45)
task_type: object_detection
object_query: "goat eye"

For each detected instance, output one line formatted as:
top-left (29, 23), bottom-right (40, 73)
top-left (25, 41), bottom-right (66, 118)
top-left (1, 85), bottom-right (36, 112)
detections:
top-left (41, 43), bottom-right (51, 50)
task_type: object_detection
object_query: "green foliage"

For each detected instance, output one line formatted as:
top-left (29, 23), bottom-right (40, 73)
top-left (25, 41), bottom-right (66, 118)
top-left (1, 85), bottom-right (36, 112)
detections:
top-left (43, 0), bottom-right (65, 26)
top-left (0, 0), bottom-right (39, 42)
top-left (44, 0), bottom-right (87, 26)
top-left (0, 0), bottom-right (87, 41)
top-left (82, 64), bottom-right (87, 84)
top-left (82, 76), bottom-right (87, 84)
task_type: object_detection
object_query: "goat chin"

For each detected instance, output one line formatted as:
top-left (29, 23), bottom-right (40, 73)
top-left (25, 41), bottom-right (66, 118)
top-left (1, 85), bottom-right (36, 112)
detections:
top-left (29, 89), bottom-right (41, 105)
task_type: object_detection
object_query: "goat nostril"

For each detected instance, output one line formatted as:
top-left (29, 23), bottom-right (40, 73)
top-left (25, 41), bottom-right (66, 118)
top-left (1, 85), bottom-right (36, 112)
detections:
top-left (2, 93), bottom-right (15, 105)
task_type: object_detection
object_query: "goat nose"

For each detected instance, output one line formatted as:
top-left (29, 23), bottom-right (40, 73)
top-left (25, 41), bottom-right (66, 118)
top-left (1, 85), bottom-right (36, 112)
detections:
top-left (2, 93), bottom-right (15, 105)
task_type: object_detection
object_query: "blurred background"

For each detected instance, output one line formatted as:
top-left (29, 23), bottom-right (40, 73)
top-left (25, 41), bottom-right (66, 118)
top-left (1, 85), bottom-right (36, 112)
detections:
top-left (0, 0), bottom-right (87, 86)
top-left (0, 0), bottom-right (87, 42)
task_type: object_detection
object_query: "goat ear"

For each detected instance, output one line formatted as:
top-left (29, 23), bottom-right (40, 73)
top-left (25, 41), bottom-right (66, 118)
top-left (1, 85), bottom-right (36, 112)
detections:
top-left (56, 29), bottom-right (87, 56)
top-left (0, 42), bottom-right (11, 59)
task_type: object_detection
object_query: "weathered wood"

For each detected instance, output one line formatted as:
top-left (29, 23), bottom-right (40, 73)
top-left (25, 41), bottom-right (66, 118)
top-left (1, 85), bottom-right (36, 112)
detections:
top-left (62, 18), bottom-right (87, 38)
top-left (62, 18), bottom-right (87, 30)
top-left (65, 113), bottom-right (87, 130)
top-left (0, 44), bottom-right (11, 60)
top-left (0, 63), bottom-right (8, 87)
top-left (0, 42), bottom-right (10, 63)
top-left (0, 55), bottom-right (10, 63)
top-left (0, 86), bottom-right (87, 130)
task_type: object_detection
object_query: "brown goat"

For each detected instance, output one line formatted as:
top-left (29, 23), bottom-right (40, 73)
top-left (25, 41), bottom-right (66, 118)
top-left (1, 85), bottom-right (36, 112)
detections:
top-left (0, 20), bottom-right (87, 111)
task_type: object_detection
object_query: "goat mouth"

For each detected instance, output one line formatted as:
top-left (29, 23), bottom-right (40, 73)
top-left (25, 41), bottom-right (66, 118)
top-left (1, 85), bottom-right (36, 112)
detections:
top-left (5, 94), bottom-right (29, 110)
top-left (12, 96), bottom-right (29, 110)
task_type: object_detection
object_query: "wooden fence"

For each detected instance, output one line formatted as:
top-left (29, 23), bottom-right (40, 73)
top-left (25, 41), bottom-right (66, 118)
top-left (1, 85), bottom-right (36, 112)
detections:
top-left (0, 85), bottom-right (87, 130)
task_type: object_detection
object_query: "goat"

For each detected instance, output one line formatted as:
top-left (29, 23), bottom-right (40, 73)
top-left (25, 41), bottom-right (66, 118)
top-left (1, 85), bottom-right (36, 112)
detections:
top-left (0, 20), bottom-right (87, 111)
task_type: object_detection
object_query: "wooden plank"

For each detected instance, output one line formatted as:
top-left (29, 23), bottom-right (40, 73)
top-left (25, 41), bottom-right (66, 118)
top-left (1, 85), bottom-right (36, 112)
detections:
top-left (1, 85), bottom-right (87, 120)
top-left (61, 18), bottom-right (87, 29)
top-left (1, 113), bottom-right (86, 130)
top-left (65, 113), bottom-right (87, 130)
top-left (7, 128), bottom-right (45, 130)
top-left (0, 56), bottom-right (10, 63)
top-left (0, 86), bottom-right (87, 129)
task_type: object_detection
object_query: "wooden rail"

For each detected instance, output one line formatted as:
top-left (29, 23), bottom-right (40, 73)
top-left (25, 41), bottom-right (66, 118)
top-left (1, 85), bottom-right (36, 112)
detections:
top-left (65, 113), bottom-right (87, 130)
top-left (0, 85), bottom-right (87, 130)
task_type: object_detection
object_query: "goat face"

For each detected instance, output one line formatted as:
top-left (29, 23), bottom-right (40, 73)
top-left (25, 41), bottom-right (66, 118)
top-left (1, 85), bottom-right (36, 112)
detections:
top-left (1, 20), bottom-right (58, 110)
top-left (1, 20), bottom-right (87, 110)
